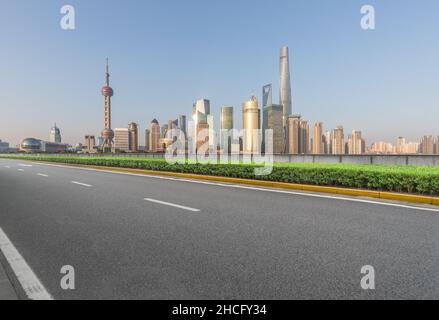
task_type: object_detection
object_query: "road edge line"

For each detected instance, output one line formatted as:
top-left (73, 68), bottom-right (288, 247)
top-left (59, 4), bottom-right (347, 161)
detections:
top-left (0, 227), bottom-right (53, 300)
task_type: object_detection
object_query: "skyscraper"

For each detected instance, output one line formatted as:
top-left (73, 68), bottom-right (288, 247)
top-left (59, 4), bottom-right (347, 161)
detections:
top-left (287, 115), bottom-right (301, 154)
top-left (128, 122), bottom-right (138, 152)
top-left (196, 118), bottom-right (209, 155)
top-left (263, 104), bottom-right (284, 154)
top-left (324, 130), bottom-right (332, 154)
top-left (145, 129), bottom-right (150, 152)
top-left (149, 119), bottom-right (160, 153)
top-left (178, 115), bottom-right (187, 136)
top-left (263, 84), bottom-right (273, 108)
top-left (312, 122), bottom-right (323, 154)
top-left (192, 99), bottom-right (211, 153)
top-left (279, 47), bottom-right (293, 124)
top-left (161, 124), bottom-right (168, 138)
top-left (101, 59), bottom-right (114, 152)
top-left (332, 126), bottom-right (345, 155)
top-left (114, 128), bottom-right (129, 152)
top-left (242, 96), bottom-right (261, 154)
top-left (299, 120), bottom-right (310, 154)
top-left (220, 106), bottom-right (233, 153)
top-left (49, 124), bottom-right (62, 144)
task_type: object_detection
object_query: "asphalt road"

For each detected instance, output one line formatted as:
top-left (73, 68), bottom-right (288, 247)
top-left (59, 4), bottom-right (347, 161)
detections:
top-left (0, 158), bottom-right (438, 300)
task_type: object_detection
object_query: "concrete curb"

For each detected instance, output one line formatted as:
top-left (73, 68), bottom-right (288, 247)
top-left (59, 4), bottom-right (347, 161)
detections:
top-left (34, 162), bottom-right (439, 207)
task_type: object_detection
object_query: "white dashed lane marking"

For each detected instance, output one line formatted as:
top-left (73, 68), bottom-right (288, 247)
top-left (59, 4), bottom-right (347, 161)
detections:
top-left (71, 181), bottom-right (92, 188)
top-left (144, 198), bottom-right (200, 212)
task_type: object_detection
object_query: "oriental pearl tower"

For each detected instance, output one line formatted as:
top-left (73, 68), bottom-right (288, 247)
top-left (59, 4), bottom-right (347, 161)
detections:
top-left (101, 58), bottom-right (114, 152)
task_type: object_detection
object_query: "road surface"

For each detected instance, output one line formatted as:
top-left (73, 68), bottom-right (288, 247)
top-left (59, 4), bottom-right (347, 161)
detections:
top-left (0, 158), bottom-right (438, 300)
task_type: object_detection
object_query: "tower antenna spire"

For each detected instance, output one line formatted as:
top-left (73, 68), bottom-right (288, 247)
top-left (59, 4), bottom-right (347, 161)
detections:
top-left (105, 58), bottom-right (110, 86)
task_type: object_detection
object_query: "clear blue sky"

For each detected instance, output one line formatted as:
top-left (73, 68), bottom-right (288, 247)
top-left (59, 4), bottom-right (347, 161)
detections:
top-left (1, 0), bottom-right (438, 146)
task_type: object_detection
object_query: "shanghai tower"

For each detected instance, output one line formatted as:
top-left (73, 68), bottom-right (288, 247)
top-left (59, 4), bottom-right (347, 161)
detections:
top-left (279, 46), bottom-right (292, 123)
top-left (101, 59), bottom-right (114, 152)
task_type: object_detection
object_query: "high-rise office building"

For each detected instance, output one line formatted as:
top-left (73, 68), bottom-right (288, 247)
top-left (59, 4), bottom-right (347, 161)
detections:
top-left (324, 130), bottom-right (332, 154)
top-left (161, 124), bottom-right (168, 138)
top-left (299, 120), bottom-right (309, 154)
top-left (220, 106), bottom-right (233, 153)
top-left (242, 96), bottom-right (261, 154)
top-left (145, 129), bottom-right (150, 152)
top-left (149, 119), bottom-right (161, 153)
top-left (178, 115), bottom-right (187, 136)
top-left (263, 104), bottom-right (284, 154)
top-left (263, 84), bottom-right (273, 108)
top-left (192, 99), bottom-right (211, 152)
top-left (347, 130), bottom-right (365, 155)
top-left (332, 126), bottom-right (345, 155)
top-left (196, 119), bottom-right (209, 154)
top-left (287, 115), bottom-right (301, 154)
top-left (84, 135), bottom-right (95, 153)
top-left (101, 59), bottom-right (114, 152)
top-left (49, 123), bottom-right (62, 144)
top-left (420, 135), bottom-right (435, 155)
top-left (114, 128), bottom-right (129, 152)
top-left (312, 122), bottom-right (323, 154)
top-left (128, 122), bottom-right (138, 152)
top-left (207, 115), bottom-right (216, 150)
top-left (262, 84), bottom-right (283, 154)
top-left (279, 47), bottom-right (293, 125)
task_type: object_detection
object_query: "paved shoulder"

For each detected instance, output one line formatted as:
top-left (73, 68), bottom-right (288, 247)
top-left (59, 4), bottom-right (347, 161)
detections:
top-left (0, 256), bottom-right (18, 300)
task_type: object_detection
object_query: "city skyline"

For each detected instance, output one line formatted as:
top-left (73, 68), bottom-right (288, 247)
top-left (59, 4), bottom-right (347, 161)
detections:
top-left (3, 47), bottom-right (438, 155)
top-left (1, 1), bottom-right (439, 146)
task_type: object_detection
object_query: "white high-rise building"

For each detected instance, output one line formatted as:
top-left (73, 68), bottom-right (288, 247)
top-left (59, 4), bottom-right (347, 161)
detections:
top-left (192, 99), bottom-right (211, 154)
top-left (49, 123), bottom-right (62, 144)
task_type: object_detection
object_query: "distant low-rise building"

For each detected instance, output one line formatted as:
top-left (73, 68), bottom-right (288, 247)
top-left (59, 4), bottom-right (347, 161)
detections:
top-left (0, 139), bottom-right (10, 152)
top-left (20, 138), bottom-right (67, 153)
top-left (84, 135), bottom-right (96, 153)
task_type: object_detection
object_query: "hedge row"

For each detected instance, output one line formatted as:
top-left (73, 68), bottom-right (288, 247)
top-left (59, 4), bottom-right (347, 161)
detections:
top-left (2, 155), bottom-right (439, 195)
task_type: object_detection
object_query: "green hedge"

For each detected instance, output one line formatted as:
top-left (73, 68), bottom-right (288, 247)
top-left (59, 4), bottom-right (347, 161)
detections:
top-left (2, 155), bottom-right (439, 195)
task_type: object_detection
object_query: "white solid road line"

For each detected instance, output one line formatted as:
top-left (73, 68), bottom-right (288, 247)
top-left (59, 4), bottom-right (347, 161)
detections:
top-left (0, 227), bottom-right (53, 300)
top-left (30, 161), bottom-right (439, 213)
top-left (37, 173), bottom-right (49, 177)
top-left (71, 181), bottom-right (92, 187)
top-left (4, 166), bottom-right (11, 168)
top-left (17, 169), bottom-right (24, 172)
top-left (145, 198), bottom-right (200, 212)
top-left (18, 164), bottom-right (33, 167)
